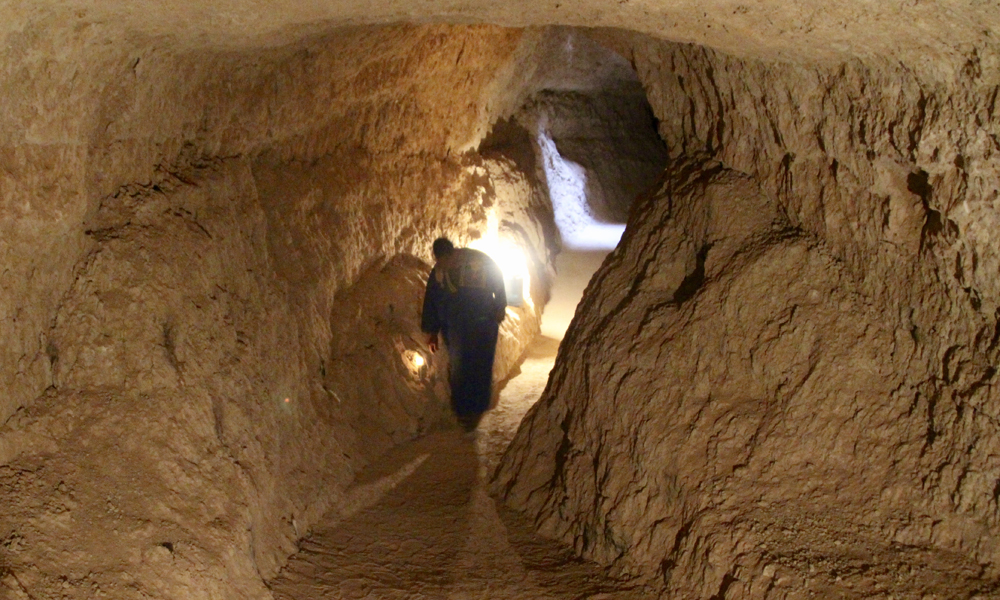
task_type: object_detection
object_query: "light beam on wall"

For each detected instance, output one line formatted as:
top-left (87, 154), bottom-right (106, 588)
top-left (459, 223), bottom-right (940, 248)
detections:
top-left (538, 127), bottom-right (626, 251)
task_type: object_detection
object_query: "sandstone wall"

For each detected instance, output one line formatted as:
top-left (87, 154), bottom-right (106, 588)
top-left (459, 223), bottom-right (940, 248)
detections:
top-left (501, 27), bottom-right (669, 227)
top-left (496, 32), bottom-right (1000, 598)
top-left (0, 23), bottom-right (554, 599)
top-left (526, 89), bottom-right (667, 224)
top-left (3, 6), bottom-right (999, 597)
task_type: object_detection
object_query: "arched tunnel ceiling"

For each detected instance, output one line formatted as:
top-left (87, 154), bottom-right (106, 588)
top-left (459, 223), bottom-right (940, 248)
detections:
top-left (5, 0), bottom-right (999, 69)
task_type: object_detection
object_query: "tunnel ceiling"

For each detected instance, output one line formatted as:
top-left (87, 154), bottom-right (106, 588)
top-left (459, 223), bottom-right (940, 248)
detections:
top-left (7, 0), bottom-right (999, 68)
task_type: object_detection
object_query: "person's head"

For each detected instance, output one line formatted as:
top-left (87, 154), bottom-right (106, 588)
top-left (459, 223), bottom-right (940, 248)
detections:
top-left (432, 237), bottom-right (455, 261)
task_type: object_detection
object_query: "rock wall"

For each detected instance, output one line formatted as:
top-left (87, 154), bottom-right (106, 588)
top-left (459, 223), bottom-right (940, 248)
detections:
top-left (0, 23), bottom-right (555, 599)
top-left (501, 27), bottom-right (669, 227)
top-left (496, 32), bottom-right (1000, 598)
top-left (526, 89), bottom-right (667, 224)
top-left (3, 5), bottom-right (999, 597)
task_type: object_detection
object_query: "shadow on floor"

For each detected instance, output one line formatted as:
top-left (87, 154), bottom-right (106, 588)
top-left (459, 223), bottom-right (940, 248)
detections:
top-left (269, 426), bottom-right (654, 600)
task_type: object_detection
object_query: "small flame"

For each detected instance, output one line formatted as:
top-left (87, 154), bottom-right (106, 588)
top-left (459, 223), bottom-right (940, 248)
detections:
top-left (413, 353), bottom-right (425, 368)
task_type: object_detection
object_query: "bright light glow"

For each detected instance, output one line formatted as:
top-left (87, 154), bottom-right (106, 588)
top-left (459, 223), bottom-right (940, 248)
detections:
top-left (469, 230), bottom-right (533, 309)
top-left (492, 240), bottom-right (528, 286)
top-left (537, 126), bottom-right (626, 251)
top-left (403, 349), bottom-right (426, 374)
top-left (284, 397), bottom-right (291, 404)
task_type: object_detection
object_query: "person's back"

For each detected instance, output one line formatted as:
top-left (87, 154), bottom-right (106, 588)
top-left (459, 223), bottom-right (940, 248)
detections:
top-left (438, 247), bottom-right (505, 325)
top-left (421, 238), bottom-right (507, 431)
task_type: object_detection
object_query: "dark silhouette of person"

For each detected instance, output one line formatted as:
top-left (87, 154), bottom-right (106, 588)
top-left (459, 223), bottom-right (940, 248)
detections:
top-left (421, 237), bottom-right (506, 431)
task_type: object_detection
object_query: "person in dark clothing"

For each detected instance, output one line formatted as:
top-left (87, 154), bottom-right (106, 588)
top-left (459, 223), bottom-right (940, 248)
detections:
top-left (421, 237), bottom-right (506, 431)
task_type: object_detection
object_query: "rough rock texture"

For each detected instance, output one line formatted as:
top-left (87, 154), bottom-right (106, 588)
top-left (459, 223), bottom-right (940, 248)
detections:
top-left (496, 28), bottom-right (669, 227)
top-left (8, 0), bottom-right (998, 65)
top-left (2, 1), bottom-right (1000, 598)
top-left (528, 89), bottom-right (668, 224)
top-left (0, 24), bottom-right (556, 598)
top-left (496, 32), bottom-right (1000, 598)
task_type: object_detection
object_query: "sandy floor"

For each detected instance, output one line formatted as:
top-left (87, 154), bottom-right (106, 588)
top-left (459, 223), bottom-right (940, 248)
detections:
top-left (268, 336), bottom-right (654, 600)
top-left (539, 251), bottom-right (611, 341)
top-left (268, 250), bottom-right (645, 600)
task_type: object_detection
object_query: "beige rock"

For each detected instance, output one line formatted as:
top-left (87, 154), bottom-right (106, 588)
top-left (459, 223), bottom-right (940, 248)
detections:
top-left (0, 23), bottom-right (555, 598)
top-left (497, 31), bottom-right (1000, 599)
top-left (0, 0), bottom-right (998, 597)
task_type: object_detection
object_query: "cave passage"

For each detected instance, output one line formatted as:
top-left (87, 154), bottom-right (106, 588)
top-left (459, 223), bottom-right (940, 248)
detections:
top-left (508, 29), bottom-right (669, 340)
top-left (4, 4), bottom-right (995, 597)
top-left (268, 33), bottom-right (668, 599)
top-left (268, 341), bottom-right (656, 600)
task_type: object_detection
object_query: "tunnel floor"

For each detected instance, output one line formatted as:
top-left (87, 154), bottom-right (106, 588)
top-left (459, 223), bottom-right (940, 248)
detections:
top-left (269, 335), bottom-right (651, 600)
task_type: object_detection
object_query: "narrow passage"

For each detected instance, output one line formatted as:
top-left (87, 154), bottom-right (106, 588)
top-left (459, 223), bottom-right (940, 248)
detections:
top-left (269, 250), bottom-right (642, 600)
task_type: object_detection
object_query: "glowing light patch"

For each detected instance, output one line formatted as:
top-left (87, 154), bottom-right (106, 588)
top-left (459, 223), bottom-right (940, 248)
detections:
top-left (284, 398), bottom-right (291, 404)
top-left (469, 236), bottom-right (533, 308)
top-left (403, 349), bottom-right (426, 375)
top-left (537, 126), bottom-right (626, 251)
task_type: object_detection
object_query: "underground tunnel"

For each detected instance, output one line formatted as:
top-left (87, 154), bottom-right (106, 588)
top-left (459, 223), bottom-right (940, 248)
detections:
top-left (1, 3), bottom-right (1000, 599)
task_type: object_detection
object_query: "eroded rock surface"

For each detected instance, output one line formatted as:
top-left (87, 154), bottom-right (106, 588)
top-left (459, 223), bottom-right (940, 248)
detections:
top-left (0, 24), bottom-right (556, 599)
top-left (496, 32), bottom-right (1000, 600)
top-left (528, 89), bottom-right (668, 224)
top-left (1, 2), bottom-right (999, 598)
top-left (497, 160), bottom-right (997, 597)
